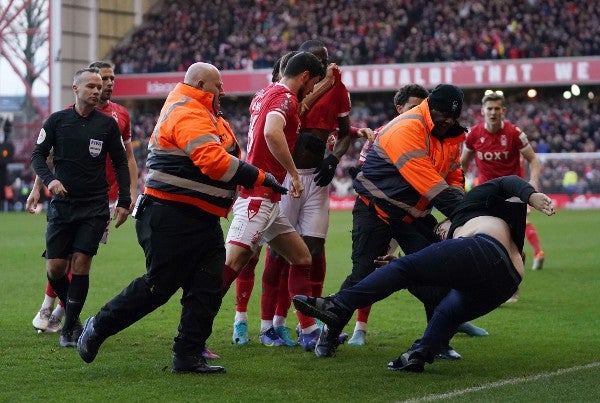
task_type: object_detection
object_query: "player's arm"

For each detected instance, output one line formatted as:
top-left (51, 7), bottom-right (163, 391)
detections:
top-left (331, 115), bottom-right (352, 161)
top-left (314, 114), bottom-right (352, 187)
top-left (107, 122), bottom-right (131, 227)
top-left (520, 145), bottom-right (541, 190)
top-left (121, 112), bottom-right (139, 209)
top-left (299, 63), bottom-right (336, 115)
top-left (124, 141), bottom-right (138, 210)
top-left (264, 112), bottom-right (302, 196)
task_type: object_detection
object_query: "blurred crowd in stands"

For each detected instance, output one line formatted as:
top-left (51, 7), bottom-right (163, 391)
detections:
top-left (110, 0), bottom-right (600, 74)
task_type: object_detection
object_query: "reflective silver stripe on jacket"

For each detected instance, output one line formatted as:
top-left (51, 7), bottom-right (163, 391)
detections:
top-left (355, 173), bottom-right (430, 218)
top-left (146, 169), bottom-right (236, 198)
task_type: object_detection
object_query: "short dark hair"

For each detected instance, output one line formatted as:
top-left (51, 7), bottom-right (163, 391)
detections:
top-left (88, 61), bottom-right (114, 70)
top-left (282, 51), bottom-right (325, 79)
top-left (394, 84), bottom-right (429, 106)
top-left (272, 51), bottom-right (299, 82)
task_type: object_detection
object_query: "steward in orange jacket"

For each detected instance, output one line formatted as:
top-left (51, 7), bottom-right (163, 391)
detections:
top-left (339, 84), bottom-right (470, 357)
top-left (354, 98), bottom-right (466, 223)
top-left (78, 63), bottom-right (286, 374)
top-left (144, 82), bottom-right (283, 217)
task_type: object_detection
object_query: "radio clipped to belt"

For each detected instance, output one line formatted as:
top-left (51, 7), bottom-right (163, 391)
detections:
top-left (131, 194), bottom-right (148, 219)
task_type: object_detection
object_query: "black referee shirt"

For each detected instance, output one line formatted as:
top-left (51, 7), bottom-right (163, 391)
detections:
top-left (31, 106), bottom-right (131, 208)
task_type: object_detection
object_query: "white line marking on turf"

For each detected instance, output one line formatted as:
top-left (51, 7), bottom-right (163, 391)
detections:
top-left (400, 362), bottom-right (600, 403)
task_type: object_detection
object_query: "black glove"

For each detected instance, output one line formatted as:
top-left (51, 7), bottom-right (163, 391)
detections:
top-left (263, 173), bottom-right (288, 195)
top-left (348, 165), bottom-right (361, 180)
top-left (314, 154), bottom-right (339, 187)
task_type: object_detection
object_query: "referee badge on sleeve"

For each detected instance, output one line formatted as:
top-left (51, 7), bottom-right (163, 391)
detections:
top-left (36, 128), bottom-right (46, 144)
top-left (89, 139), bottom-right (103, 157)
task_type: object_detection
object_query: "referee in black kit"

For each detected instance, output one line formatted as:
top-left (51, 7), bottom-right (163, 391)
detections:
top-left (31, 67), bottom-right (131, 347)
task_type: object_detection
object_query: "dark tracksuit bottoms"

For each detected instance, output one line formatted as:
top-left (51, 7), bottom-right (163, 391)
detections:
top-left (334, 233), bottom-right (521, 359)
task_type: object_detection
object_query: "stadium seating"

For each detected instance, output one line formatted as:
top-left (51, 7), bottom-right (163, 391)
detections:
top-left (110, 0), bottom-right (600, 195)
top-left (110, 0), bottom-right (600, 74)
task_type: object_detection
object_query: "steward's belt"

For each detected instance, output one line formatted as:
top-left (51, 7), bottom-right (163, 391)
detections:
top-left (358, 194), bottom-right (413, 224)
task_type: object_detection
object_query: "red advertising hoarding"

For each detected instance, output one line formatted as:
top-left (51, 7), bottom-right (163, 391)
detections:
top-left (113, 56), bottom-right (600, 99)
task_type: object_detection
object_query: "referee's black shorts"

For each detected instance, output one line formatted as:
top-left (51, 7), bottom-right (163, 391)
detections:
top-left (45, 198), bottom-right (110, 259)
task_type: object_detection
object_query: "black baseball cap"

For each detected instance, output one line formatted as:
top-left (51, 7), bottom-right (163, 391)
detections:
top-left (428, 84), bottom-right (464, 118)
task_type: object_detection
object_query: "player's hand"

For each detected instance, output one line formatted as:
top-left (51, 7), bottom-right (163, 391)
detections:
top-left (48, 179), bottom-right (67, 198)
top-left (290, 175), bottom-right (304, 198)
top-left (314, 154), bottom-right (339, 187)
top-left (326, 63), bottom-right (338, 79)
top-left (26, 188), bottom-right (41, 213)
top-left (129, 187), bottom-right (138, 212)
top-left (263, 172), bottom-right (288, 195)
top-left (114, 206), bottom-right (130, 228)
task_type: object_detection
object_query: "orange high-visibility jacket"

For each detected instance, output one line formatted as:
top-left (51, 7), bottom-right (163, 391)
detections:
top-left (354, 99), bottom-right (465, 221)
top-left (145, 83), bottom-right (264, 217)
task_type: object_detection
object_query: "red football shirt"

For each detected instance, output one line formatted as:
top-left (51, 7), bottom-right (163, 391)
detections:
top-left (465, 121), bottom-right (530, 183)
top-left (301, 68), bottom-right (351, 132)
top-left (240, 83), bottom-right (300, 200)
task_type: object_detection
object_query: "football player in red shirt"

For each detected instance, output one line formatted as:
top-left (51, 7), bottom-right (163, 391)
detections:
top-left (222, 52), bottom-right (325, 348)
top-left (258, 40), bottom-right (356, 351)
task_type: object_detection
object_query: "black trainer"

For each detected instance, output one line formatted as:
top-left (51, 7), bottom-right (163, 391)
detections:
top-left (387, 352), bottom-right (425, 372)
top-left (78, 316), bottom-right (105, 363)
top-left (292, 295), bottom-right (350, 334)
top-left (314, 326), bottom-right (340, 358)
top-left (172, 354), bottom-right (226, 374)
top-left (58, 319), bottom-right (83, 348)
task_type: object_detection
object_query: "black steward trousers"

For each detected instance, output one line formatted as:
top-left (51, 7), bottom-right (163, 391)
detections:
top-left (341, 197), bottom-right (448, 322)
top-left (93, 199), bottom-right (225, 356)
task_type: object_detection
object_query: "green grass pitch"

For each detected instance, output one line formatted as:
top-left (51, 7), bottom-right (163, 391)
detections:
top-left (0, 209), bottom-right (598, 402)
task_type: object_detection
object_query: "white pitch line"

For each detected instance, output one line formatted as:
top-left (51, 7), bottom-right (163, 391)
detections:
top-left (399, 362), bottom-right (600, 403)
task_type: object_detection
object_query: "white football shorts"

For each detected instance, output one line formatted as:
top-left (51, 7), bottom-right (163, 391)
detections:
top-left (280, 168), bottom-right (330, 239)
top-left (226, 197), bottom-right (295, 252)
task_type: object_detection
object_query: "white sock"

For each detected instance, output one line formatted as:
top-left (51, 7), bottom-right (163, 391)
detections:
top-left (234, 311), bottom-right (248, 322)
top-left (260, 320), bottom-right (273, 332)
top-left (41, 295), bottom-right (55, 310)
top-left (273, 315), bottom-right (286, 327)
top-left (354, 321), bottom-right (367, 332)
